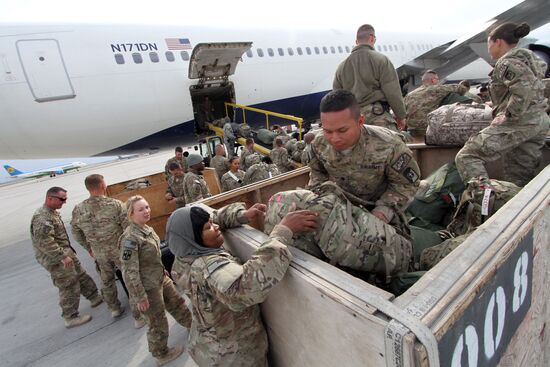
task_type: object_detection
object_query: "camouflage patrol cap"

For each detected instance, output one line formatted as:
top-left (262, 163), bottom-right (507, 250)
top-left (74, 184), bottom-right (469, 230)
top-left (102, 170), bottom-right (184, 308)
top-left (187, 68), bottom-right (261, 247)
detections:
top-left (187, 153), bottom-right (204, 167)
top-left (247, 153), bottom-right (261, 166)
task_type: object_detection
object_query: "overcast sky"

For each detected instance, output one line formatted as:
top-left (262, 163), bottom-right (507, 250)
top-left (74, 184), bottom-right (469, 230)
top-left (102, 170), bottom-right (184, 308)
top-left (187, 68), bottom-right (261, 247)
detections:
top-left (1, 0), bottom-right (549, 182)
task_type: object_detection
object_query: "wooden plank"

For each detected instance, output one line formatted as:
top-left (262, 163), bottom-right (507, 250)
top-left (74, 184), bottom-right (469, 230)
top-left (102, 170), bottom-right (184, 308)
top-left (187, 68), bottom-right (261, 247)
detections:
top-left (203, 167), bottom-right (221, 196)
top-left (106, 172), bottom-right (166, 196)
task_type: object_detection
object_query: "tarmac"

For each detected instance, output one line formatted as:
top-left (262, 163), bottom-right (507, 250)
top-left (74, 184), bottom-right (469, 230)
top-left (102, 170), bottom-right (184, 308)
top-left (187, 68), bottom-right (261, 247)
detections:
top-left (0, 151), bottom-right (199, 367)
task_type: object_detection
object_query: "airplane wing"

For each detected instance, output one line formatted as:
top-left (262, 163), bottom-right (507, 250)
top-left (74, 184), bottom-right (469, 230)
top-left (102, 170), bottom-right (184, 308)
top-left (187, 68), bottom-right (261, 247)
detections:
top-left (397, 0), bottom-right (550, 85)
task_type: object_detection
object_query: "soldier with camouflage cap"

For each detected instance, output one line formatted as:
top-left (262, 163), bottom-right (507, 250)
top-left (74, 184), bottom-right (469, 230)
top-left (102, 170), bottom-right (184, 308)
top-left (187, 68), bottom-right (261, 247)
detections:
top-left (183, 153), bottom-right (211, 204)
top-left (164, 146), bottom-right (187, 179)
top-left (167, 202), bottom-right (318, 366)
top-left (309, 89), bottom-right (420, 226)
top-left (71, 174), bottom-right (143, 324)
top-left (243, 155), bottom-right (280, 185)
top-left (120, 195), bottom-right (192, 366)
top-left (165, 162), bottom-right (186, 209)
top-left (210, 144), bottom-right (229, 180)
top-left (220, 156), bottom-right (245, 192)
top-left (404, 71), bottom-right (469, 136)
top-left (333, 24), bottom-right (406, 131)
top-left (456, 22), bottom-right (550, 187)
top-left (270, 137), bottom-right (294, 173)
top-left (31, 187), bottom-right (102, 328)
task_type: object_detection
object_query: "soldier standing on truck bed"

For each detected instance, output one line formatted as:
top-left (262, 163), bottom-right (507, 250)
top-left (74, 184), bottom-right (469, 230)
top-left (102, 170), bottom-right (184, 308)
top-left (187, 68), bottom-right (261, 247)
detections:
top-left (71, 174), bottom-right (144, 327)
top-left (164, 147), bottom-right (188, 180)
top-left (210, 144), bottom-right (229, 180)
top-left (333, 24), bottom-right (407, 132)
top-left (30, 186), bottom-right (103, 328)
top-left (183, 154), bottom-right (212, 204)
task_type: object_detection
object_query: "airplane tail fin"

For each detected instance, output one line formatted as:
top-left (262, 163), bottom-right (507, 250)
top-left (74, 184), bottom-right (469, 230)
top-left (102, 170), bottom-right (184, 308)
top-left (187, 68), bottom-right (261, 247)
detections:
top-left (3, 165), bottom-right (24, 176)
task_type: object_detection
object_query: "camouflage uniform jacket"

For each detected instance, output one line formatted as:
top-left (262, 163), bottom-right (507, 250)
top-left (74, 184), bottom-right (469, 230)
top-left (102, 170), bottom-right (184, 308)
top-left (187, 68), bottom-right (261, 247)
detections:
top-left (220, 169), bottom-right (245, 192)
top-left (172, 203), bottom-right (293, 367)
top-left (404, 83), bottom-right (468, 131)
top-left (309, 125), bottom-right (420, 221)
top-left (210, 155), bottom-right (229, 180)
top-left (333, 44), bottom-right (406, 118)
top-left (166, 175), bottom-right (186, 208)
top-left (243, 162), bottom-right (280, 185)
top-left (70, 196), bottom-right (127, 256)
top-left (30, 205), bottom-right (74, 270)
top-left (270, 146), bottom-right (293, 173)
top-left (120, 223), bottom-right (164, 302)
top-left (301, 144), bottom-right (313, 165)
top-left (240, 148), bottom-right (254, 171)
top-left (183, 169), bottom-right (211, 204)
top-left (164, 156), bottom-right (188, 178)
top-left (489, 47), bottom-right (548, 120)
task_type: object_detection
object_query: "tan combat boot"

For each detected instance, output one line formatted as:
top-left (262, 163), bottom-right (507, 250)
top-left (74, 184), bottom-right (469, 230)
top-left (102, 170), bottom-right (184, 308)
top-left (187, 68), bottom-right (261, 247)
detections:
top-left (156, 345), bottom-right (184, 366)
top-left (134, 316), bottom-right (146, 329)
top-left (111, 306), bottom-right (125, 318)
top-left (89, 294), bottom-right (103, 308)
top-left (64, 314), bottom-right (92, 328)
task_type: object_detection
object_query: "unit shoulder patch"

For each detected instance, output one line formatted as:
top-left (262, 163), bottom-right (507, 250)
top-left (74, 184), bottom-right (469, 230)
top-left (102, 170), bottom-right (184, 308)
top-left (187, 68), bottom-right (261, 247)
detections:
top-left (403, 167), bottom-right (419, 183)
top-left (122, 239), bottom-right (137, 250)
top-left (391, 153), bottom-right (412, 172)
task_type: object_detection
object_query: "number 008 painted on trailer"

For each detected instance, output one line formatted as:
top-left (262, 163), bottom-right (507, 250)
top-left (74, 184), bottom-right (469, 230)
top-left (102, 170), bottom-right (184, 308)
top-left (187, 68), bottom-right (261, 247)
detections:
top-left (439, 231), bottom-right (533, 367)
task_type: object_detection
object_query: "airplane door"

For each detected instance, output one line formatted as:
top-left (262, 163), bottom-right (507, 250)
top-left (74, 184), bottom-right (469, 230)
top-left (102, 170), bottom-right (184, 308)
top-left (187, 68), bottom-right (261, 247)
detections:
top-left (16, 39), bottom-right (75, 102)
top-left (189, 42), bottom-right (252, 81)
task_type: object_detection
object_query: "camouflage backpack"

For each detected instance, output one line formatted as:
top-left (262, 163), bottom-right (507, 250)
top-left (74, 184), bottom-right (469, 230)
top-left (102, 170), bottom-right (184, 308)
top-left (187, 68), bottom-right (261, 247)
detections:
top-left (284, 138), bottom-right (298, 154)
top-left (264, 182), bottom-right (413, 280)
top-left (406, 162), bottom-right (465, 229)
top-left (256, 128), bottom-right (277, 145)
top-left (237, 123), bottom-right (252, 138)
top-left (425, 103), bottom-right (492, 146)
top-left (419, 234), bottom-right (468, 270)
top-left (447, 179), bottom-right (521, 236)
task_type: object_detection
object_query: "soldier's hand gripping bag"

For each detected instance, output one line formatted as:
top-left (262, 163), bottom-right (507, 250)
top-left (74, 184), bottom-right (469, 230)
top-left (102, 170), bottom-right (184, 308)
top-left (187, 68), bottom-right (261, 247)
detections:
top-left (425, 103), bottom-right (492, 146)
top-left (446, 179), bottom-right (521, 236)
top-left (264, 183), bottom-right (413, 278)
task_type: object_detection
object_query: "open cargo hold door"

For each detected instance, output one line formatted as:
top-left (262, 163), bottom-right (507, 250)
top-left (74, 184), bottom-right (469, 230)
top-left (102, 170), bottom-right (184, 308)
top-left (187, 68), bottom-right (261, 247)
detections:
top-left (188, 42), bottom-right (252, 85)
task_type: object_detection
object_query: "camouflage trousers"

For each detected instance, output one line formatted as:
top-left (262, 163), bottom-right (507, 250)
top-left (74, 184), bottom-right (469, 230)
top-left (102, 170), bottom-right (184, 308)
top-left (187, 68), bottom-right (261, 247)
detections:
top-left (144, 275), bottom-right (192, 358)
top-left (95, 253), bottom-right (141, 320)
top-left (49, 257), bottom-right (99, 319)
top-left (456, 114), bottom-right (549, 186)
top-left (224, 139), bottom-right (235, 158)
top-left (360, 105), bottom-right (398, 132)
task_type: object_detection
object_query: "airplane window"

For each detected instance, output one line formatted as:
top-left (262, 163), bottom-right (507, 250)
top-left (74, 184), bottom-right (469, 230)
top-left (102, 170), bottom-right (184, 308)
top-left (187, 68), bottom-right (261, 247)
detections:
top-left (394, 44), bottom-right (398, 50)
top-left (388, 45), bottom-right (393, 51)
top-left (165, 51), bottom-right (175, 62)
top-left (306, 47), bottom-right (312, 55)
top-left (322, 46), bottom-right (328, 54)
top-left (376, 45), bottom-right (381, 51)
top-left (337, 46), bottom-right (342, 53)
top-left (314, 47), bottom-right (320, 54)
top-left (330, 46), bottom-right (335, 54)
top-left (345, 46), bottom-right (350, 53)
top-left (288, 48), bottom-right (294, 56)
top-left (246, 49), bottom-right (253, 57)
top-left (278, 48), bottom-right (284, 56)
top-left (132, 53), bottom-right (143, 64)
top-left (297, 47), bottom-right (303, 55)
top-left (383, 45), bottom-right (387, 52)
top-left (149, 52), bottom-right (159, 63)
top-left (268, 48), bottom-right (274, 57)
top-left (257, 48), bottom-right (264, 57)
top-left (181, 51), bottom-right (190, 61)
top-left (114, 53), bottom-right (125, 65)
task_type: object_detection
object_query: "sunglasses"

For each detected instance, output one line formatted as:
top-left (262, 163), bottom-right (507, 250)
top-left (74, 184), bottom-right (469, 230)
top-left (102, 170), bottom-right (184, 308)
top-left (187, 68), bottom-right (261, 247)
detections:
top-left (49, 196), bottom-right (67, 202)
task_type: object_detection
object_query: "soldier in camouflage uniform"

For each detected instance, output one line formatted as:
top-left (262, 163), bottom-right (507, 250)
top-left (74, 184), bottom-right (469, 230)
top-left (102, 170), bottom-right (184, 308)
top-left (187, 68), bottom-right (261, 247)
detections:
top-left (183, 154), bottom-right (211, 204)
top-left (270, 137), bottom-right (294, 173)
top-left (223, 121), bottom-right (236, 158)
top-left (456, 22), bottom-right (550, 187)
top-left (167, 202), bottom-right (318, 367)
top-left (120, 195), bottom-right (192, 366)
top-left (310, 90), bottom-right (420, 226)
top-left (243, 155), bottom-right (280, 185)
top-left (301, 132), bottom-right (316, 165)
top-left (404, 71), bottom-right (469, 136)
top-left (31, 187), bottom-right (102, 328)
top-left (210, 144), bottom-right (229, 180)
top-left (164, 146), bottom-right (187, 179)
top-left (220, 156), bottom-right (245, 192)
top-left (333, 24), bottom-right (406, 131)
top-left (165, 162), bottom-right (186, 209)
top-left (292, 141), bottom-right (306, 163)
top-left (71, 174), bottom-right (142, 323)
top-left (239, 138), bottom-right (255, 171)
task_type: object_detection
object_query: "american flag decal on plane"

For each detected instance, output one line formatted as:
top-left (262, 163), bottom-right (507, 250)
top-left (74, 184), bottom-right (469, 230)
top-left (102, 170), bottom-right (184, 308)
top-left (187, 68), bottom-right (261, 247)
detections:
top-left (165, 38), bottom-right (192, 50)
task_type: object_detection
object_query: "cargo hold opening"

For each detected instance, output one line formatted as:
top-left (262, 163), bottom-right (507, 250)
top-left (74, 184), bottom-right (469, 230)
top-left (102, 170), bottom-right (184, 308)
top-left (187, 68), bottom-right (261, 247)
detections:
top-left (190, 82), bottom-right (235, 134)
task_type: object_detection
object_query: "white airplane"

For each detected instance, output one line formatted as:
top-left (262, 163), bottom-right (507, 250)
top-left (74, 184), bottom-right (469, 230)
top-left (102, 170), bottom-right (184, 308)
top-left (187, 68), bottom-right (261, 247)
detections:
top-left (0, 0), bottom-right (548, 159)
top-left (3, 162), bottom-right (86, 178)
